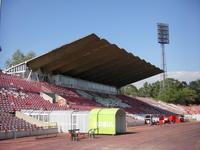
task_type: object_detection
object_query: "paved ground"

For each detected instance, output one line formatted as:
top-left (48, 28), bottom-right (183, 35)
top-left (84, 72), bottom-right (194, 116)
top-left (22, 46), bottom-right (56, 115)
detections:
top-left (0, 122), bottom-right (200, 150)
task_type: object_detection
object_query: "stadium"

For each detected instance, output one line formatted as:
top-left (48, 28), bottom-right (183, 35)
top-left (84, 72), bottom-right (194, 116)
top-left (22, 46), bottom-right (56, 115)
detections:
top-left (0, 33), bottom-right (200, 149)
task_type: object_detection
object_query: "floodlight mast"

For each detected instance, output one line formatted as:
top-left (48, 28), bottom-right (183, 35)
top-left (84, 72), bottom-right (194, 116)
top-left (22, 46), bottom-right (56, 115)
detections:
top-left (157, 23), bottom-right (169, 90)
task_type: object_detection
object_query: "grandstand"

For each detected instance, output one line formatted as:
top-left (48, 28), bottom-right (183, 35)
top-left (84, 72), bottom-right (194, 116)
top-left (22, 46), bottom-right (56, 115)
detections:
top-left (1, 34), bottom-right (196, 139)
top-left (4, 34), bottom-right (162, 92)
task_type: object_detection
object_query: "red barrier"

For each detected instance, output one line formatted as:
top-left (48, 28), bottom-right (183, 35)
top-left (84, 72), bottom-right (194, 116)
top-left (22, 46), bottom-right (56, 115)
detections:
top-left (168, 115), bottom-right (173, 123)
top-left (159, 115), bottom-right (165, 124)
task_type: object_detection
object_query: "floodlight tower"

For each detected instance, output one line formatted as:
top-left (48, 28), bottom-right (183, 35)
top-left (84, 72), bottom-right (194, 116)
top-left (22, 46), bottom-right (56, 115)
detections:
top-left (157, 23), bottom-right (169, 90)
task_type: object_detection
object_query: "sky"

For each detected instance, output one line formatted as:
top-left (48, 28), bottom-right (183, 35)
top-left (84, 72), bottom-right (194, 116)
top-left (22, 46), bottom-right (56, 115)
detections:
top-left (0, 0), bottom-right (200, 86)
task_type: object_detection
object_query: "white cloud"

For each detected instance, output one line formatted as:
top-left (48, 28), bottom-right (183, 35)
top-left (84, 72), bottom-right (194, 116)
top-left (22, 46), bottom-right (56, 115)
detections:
top-left (133, 71), bottom-right (200, 88)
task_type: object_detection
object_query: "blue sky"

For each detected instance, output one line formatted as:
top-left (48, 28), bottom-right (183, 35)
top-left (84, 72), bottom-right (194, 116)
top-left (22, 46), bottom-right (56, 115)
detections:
top-left (0, 0), bottom-right (200, 73)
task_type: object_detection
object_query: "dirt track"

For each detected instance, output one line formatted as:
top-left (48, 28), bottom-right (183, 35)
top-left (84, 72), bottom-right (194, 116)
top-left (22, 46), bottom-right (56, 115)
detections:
top-left (0, 122), bottom-right (200, 150)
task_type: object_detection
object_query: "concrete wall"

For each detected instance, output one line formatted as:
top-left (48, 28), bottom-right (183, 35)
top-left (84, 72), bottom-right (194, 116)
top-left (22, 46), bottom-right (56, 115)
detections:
top-left (55, 94), bottom-right (66, 106)
top-left (53, 75), bottom-right (117, 94)
top-left (184, 114), bottom-right (200, 121)
top-left (40, 92), bottom-right (54, 103)
top-left (16, 111), bottom-right (57, 128)
top-left (0, 128), bottom-right (58, 140)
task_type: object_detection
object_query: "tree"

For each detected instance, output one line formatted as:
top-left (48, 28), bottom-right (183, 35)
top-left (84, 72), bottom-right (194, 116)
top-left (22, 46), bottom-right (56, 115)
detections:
top-left (158, 87), bottom-right (180, 103)
top-left (25, 51), bottom-right (36, 60)
top-left (150, 81), bottom-right (160, 98)
top-left (5, 49), bottom-right (36, 68)
top-left (120, 85), bottom-right (138, 96)
top-left (156, 78), bottom-right (198, 105)
top-left (138, 82), bottom-right (151, 97)
top-left (120, 78), bottom-right (199, 105)
top-left (5, 49), bottom-right (25, 67)
top-left (189, 80), bottom-right (200, 104)
top-left (158, 78), bottom-right (181, 103)
top-left (178, 87), bottom-right (198, 105)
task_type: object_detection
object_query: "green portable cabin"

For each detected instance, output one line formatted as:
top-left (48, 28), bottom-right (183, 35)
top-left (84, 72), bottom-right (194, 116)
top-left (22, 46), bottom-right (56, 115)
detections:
top-left (89, 108), bottom-right (126, 135)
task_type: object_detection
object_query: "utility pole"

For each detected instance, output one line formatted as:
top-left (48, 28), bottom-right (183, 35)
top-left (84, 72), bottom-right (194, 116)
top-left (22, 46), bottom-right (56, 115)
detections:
top-left (157, 23), bottom-right (169, 90)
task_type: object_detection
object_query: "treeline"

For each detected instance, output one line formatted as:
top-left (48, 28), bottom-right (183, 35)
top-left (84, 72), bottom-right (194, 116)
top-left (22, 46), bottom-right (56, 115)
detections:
top-left (5, 49), bottom-right (36, 68)
top-left (120, 78), bottom-right (200, 105)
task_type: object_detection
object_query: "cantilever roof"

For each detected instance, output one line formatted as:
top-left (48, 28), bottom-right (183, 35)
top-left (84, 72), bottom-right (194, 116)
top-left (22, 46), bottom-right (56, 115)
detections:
top-left (27, 34), bottom-right (162, 88)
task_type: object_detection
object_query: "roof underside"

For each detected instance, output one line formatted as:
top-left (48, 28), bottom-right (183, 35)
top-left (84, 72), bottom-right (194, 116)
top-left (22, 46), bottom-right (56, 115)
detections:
top-left (27, 34), bottom-right (163, 88)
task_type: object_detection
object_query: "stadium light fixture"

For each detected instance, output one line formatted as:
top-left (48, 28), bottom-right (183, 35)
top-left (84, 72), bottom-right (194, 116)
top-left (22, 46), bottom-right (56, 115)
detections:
top-left (157, 23), bottom-right (169, 44)
top-left (157, 23), bottom-right (169, 90)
